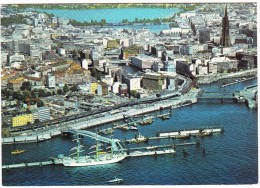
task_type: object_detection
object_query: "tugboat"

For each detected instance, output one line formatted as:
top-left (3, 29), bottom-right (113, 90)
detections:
top-left (126, 132), bottom-right (148, 143)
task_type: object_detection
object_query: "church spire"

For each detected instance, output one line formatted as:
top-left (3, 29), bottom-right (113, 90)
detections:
top-left (221, 4), bottom-right (230, 47)
top-left (224, 4), bottom-right (228, 18)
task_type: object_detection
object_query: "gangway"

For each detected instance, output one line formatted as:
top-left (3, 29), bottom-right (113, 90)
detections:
top-left (67, 129), bottom-right (124, 154)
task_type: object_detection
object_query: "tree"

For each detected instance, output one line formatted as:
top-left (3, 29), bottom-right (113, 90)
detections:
top-left (1, 88), bottom-right (12, 98)
top-left (63, 84), bottom-right (69, 94)
top-left (37, 100), bottom-right (45, 107)
top-left (91, 67), bottom-right (101, 80)
top-left (100, 19), bottom-right (106, 26)
top-left (34, 119), bottom-right (40, 124)
top-left (37, 89), bottom-right (46, 97)
top-left (12, 91), bottom-right (24, 101)
top-left (52, 91), bottom-right (56, 95)
top-left (130, 90), bottom-right (138, 98)
top-left (70, 84), bottom-right (79, 92)
top-left (20, 81), bottom-right (31, 91)
top-left (57, 89), bottom-right (63, 95)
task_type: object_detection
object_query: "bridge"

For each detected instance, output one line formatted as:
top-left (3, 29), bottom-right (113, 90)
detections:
top-left (67, 129), bottom-right (125, 153)
top-left (198, 91), bottom-right (235, 99)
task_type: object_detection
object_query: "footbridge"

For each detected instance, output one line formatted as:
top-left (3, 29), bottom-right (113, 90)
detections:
top-left (66, 129), bottom-right (125, 153)
top-left (198, 91), bottom-right (235, 99)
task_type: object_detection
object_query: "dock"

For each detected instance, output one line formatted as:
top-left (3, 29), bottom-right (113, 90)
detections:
top-left (157, 127), bottom-right (224, 137)
top-left (2, 141), bottom-right (200, 170)
top-left (126, 141), bottom-right (200, 151)
top-left (2, 160), bottom-right (56, 169)
top-left (128, 149), bottom-right (175, 157)
top-left (221, 77), bottom-right (256, 87)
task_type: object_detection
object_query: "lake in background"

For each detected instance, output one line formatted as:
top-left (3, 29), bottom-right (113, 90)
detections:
top-left (36, 8), bottom-right (180, 23)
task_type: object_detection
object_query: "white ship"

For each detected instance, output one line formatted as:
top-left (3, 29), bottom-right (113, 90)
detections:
top-left (62, 153), bottom-right (126, 167)
top-left (57, 129), bottom-right (127, 167)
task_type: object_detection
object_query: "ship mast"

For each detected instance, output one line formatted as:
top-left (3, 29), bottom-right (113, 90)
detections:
top-left (76, 136), bottom-right (81, 161)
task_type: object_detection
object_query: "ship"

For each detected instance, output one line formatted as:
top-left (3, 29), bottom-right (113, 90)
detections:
top-left (56, 130), bottom-right (127, 167)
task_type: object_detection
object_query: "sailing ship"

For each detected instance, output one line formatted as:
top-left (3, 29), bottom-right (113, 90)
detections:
top-left (57, 135), bottom-right (126, 167)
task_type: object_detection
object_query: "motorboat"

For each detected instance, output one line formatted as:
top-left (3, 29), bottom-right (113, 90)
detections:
top-left (107, 177), bottom-right (123, 184)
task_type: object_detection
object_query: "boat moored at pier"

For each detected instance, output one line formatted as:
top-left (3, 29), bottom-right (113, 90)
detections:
top-left (56, 129), bottom-right (127, 167)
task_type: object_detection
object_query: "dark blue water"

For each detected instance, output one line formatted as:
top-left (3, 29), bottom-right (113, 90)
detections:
top-left (2, 79), bottom-right (258, 185)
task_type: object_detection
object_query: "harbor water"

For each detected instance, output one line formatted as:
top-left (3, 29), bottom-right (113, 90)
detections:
top-left (2, 79), bottom-right (258, 185)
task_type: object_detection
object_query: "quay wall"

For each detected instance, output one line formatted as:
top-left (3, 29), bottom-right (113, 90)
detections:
top-left (198, 69), bottom-right (257, 84)
top-left (2, 90), bottom-right (199, 145)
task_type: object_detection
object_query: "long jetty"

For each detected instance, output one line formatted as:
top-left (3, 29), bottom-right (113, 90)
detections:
top-left (2, 141), bottom-right (199, 169)
top-left (157, 127), bottom-right (224, 137)
top-left (2, 160), bottom-right (56, 169)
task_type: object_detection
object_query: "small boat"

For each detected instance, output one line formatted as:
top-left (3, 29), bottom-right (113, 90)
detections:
top-left (129, 126), bottom-right (138, 131)
top-left (161, 115), bottom-right (170, 120)
top-left (98, 128), bottom-right (114, 135)
top-left (11, 150), bottom-right (25, 155)
top-left (118, 126), bottom-right (129, 131)
top-left (107, 177), bottom-right (123, 184)
top-left (127, 132), bottom-right (148, 143)
top-left (139, 118), bottom-right (153, 125)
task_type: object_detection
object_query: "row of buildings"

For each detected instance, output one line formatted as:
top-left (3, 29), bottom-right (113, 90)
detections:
top-left (1, 3), bottom-right (257, 129)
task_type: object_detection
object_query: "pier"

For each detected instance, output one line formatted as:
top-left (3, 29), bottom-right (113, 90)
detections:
top-left (234, 84), bottom-right (257, 108)
top-left (125, 141), bottom-right (200, 151)
top-left (2, 141), bottom-right (199, 169)
top-left (2, 160), bottom-right (57, 169)
top-left (128, 149), bottom-right (176, 157)
top-left (157, 127), bottom-right (224, 137)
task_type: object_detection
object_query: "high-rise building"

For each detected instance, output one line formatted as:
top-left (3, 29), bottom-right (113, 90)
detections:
top-left (220, 5), bottom-right (230, 47)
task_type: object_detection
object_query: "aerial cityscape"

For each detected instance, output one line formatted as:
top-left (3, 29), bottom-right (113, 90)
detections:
top-left (1, 2), bottom-right (258, 185)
